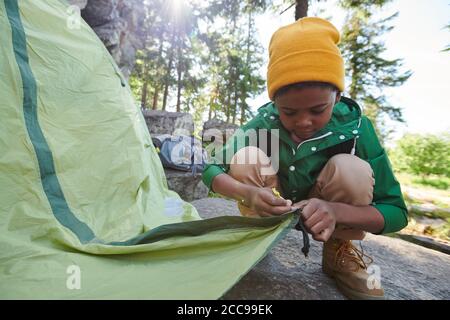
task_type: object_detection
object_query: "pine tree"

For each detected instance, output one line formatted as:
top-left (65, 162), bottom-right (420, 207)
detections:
top-left (443, 23), bottom-right (450, 52)
top-left (129, 0), bottom-right (167, 110)
top-left (277, 0), bottom-right (325, 20)
top-left (201, 0), bottom-right (266, 124)
top-left (130, 0), bottom-right (202, 111)
top-left (339, 0), bottom-right (412, 142)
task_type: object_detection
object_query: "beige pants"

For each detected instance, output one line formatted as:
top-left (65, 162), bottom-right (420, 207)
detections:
top-left (229, 146), bottom-right (375, 240)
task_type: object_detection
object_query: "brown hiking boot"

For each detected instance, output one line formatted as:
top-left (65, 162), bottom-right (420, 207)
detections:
top-left (322, 238), bottom-right (385, 300)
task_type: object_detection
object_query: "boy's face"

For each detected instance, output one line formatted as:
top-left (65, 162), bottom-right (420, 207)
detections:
top-left (274, 86), bottom-right (340, 144)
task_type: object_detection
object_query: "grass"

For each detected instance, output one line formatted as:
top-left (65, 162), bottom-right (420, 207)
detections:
top-left (397, 172), bottom-right (450, 208)
top-left (430, 224), bottom-right (450, 241)
top-left (417, 178), bottom-right (449, 190)
top-left (407, 205), bottom-right (450, 220)
top-left (395, 172), bottom-right (450, 242)
top-left (396, 172), bottom-right (450, 193)
top-left (401, 215), bottom-right (450, 242)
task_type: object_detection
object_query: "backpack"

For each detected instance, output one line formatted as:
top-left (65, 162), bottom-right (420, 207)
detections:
top-left (152, 134), bottom-right (208, 174)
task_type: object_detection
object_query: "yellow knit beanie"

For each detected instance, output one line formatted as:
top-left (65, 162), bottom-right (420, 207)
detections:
top-left (267, 17), bottom-right (345, 100)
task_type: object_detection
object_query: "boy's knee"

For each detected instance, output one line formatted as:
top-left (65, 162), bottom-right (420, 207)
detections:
top-left (229, 146), bottom-right (275, 178)
top-left (327, 154), bottom-right (373, 176)
top-left (230, 146), bottom-right (267, 165)
top-left (319, 154), bottom-right (374, 204)
top-left (229, 146), bottom-right (278, 189)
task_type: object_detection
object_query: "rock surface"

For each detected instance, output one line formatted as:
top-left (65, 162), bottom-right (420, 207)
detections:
top-left (69, 0), bottom-right (143, 78)
top-left (165, 169), bottom-right (208, 202)
top-left (143, 110), bottom-right (194, 136)
top-left (142, 111), bottom-right (204, 201)
top-left (191, 198), bottom-right (450, 300)
top-left (202, 118), bottom-right (239, 145)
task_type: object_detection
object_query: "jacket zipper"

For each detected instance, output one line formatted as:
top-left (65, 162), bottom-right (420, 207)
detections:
top-left (296, 131), bottom-right (333, 150)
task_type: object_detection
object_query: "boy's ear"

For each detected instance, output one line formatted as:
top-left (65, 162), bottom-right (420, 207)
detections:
top-left (335, 92), bottom-right (341, 104)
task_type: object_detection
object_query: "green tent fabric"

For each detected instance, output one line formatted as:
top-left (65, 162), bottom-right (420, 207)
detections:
top-left (0, 0), bottom-right (299, 299)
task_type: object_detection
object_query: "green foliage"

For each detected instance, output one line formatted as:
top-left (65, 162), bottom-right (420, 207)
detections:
top-left (128, 0), bottom-right (266, 125)
top-left (339, 0), bottom-right (391, 11)
top-left (339, 1), bottom-right (412, 144)
top-left (197, 0), bottom-right (266, 124)
top-left (389, 133), bottom-right (450, 178)
top-left (415, 177), bottom-right (449, 191)
top-left (443, 23), bottom-right (450, 52)
top-left (128, 0), bottom-right (204, 111)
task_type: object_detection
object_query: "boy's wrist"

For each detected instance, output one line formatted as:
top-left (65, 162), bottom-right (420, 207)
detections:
top-left (240, 184), bottom-right (256, 207)
top-left (328, 201), bottom-right (345, 224)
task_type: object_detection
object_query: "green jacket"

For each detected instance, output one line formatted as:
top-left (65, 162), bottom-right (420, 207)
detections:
top-left (202, 97), bottom-right (408, 234)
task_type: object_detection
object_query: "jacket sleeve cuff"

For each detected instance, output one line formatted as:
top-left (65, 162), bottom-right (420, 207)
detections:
top-left (373, 203), bottom-right (408, 234)
top-left (202, 165), bottom-right (227, 191)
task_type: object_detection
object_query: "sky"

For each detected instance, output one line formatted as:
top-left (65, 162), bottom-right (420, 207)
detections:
top-left (251, 0), bottom-right (450, 142)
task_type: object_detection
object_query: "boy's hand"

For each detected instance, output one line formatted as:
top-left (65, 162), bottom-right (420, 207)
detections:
top-left (294, 198), bottom-right (336, 242)
top-left (245, 187), bottom-right (292, 217)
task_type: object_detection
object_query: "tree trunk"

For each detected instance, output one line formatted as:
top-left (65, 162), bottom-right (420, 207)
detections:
top-left (232, 81), bottom-right (238, 124)
top-left (240, 10), bottom-right (252, 125)
top-left (227, 10), bottom-right (238, 124)
top-left (162, 49), bottom-right (174, 111)
top-left (152, 86), bottom-right (159, 110)
top-left (140, 61), bottom-right (149, 109)
top-left (176, 69), bottom-right (182, 112)
top-left (162, 29), bottom-right (176, 111)
top-left (140, 76), bottom-right (148, 109)
top-left (208, 83), bottom-right (218, 120)
top-left (295, 0), bottom-right (309, 20)
top-left (349, 60), bottom-right (358, 100)
top-left (176, 46), bottom-right (183, 112)
top-left (208, 100), bottom-right (213, 120)
top-left (232, 95), bottom-right (237, 124)
top-left (151, 38), bottom-right (165, 110)
top-left (226, 91), bottom-right (231, 123)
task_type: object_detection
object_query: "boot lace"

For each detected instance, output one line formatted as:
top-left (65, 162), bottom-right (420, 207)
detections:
top-left (334, 241), bottom-right (373, 272)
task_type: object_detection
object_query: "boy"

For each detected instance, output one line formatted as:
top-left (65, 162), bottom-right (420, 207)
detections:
top-left (202, 17), bottom-right (408, 300)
